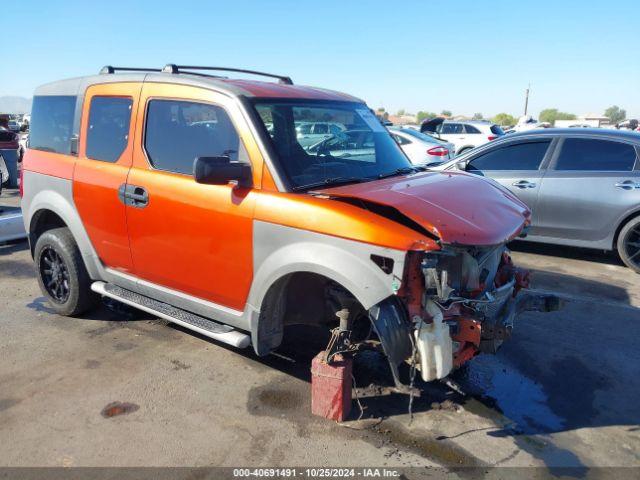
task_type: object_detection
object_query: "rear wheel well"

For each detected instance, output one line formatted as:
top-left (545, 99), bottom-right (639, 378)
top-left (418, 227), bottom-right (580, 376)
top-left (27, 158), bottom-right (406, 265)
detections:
top-left (613, 210), bottom-right (640, 250)
top-left (29, 210), bottom-right (68, 256)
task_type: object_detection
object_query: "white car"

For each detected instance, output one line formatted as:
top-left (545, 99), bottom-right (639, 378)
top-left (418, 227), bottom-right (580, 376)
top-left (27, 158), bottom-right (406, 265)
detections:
top-left (388, 127), bottom-right (455, 166)
top-left (420, 118), bottom-right (505, 155)
top-left (296, 122), bottom-right (346, 148)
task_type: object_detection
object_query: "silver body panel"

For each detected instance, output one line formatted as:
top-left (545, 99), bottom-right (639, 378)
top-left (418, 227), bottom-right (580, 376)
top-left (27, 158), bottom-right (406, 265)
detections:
top-left (0, 208), bottom-right (27, 243)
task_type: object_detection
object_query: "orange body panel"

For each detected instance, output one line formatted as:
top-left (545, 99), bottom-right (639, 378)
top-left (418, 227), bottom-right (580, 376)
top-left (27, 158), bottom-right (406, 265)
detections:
top-left (254, 192), bottom-right (438, 252)
top-left (23, 149), bottom-right (75, 181)
top-left (73, 82), bottom-right (142, 272)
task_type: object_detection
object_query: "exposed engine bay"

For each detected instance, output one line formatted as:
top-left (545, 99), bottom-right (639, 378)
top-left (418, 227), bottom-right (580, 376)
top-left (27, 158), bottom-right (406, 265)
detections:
top-left (325, 244), bottom-right (563, 390)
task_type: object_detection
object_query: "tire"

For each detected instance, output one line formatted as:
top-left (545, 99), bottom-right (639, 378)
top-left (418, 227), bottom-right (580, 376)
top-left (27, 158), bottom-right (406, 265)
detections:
top-left (617, 216), bottom-right (640, 273)
top-left (34, 227), bottom-right (99, 316)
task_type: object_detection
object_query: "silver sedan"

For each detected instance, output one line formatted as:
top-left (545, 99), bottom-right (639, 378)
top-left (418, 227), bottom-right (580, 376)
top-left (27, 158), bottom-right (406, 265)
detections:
top-left (434, 128), bottom-right (640, 272)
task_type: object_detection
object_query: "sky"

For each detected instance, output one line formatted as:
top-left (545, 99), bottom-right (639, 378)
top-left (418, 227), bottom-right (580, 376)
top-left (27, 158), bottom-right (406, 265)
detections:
top-left (2, 0), bottom-right (639, 119)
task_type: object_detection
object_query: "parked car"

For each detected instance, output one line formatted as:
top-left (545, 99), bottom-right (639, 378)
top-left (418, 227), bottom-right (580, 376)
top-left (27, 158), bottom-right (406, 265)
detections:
top-left (388, 126), bottom-right (455, 166)
top-left (435, 129), bottom-right (640, 272)
top-left (296, 121), bottom-right (346, 148)
top-left (7, 120), bottom-right (21, 133)
top-left (421, 118), bottom-right (505, 155)
top-left (0, 154), bottom-right (8, 195)
top-left (21, 64), bottom-right (555, 390)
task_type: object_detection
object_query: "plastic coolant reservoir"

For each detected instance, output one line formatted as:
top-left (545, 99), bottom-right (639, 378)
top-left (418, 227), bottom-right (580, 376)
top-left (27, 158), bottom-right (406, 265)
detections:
top-left (415, 300), bottom-right (453, 381)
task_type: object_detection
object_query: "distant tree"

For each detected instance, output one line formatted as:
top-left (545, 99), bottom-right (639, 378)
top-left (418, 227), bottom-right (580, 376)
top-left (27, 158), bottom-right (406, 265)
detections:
top-left (397, 109), bottom-right (406, 116)
top-left (472, 113), bottom-right (484, 120)
top-left (416, 111), bottom-right (437, 123)
top-left (441, 110), bottom-right (452, 117)
top-left (377, 107), bottom-right (386, 113)
top-left (604, 105), bottom-right (626, 124)
top-left (539, 108), bottom-right (577, 125)
top-left (491, 113), bottom-right (517, 126)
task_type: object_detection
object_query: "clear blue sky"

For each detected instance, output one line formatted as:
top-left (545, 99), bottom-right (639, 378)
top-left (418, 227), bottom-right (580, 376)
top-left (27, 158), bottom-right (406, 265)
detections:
top-left (2, 0), bottom-right (638, 118)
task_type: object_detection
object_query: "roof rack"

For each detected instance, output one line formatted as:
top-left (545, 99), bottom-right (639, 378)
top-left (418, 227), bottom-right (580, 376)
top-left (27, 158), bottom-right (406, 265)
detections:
top-left (100, 66), bottom-right (162, 74)
top-left (162, 64), bottom-right (293, 85)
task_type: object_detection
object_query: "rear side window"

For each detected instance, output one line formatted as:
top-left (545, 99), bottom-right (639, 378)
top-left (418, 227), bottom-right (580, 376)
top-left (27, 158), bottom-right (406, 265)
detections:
top-left (490, 125), bottom-right (505, 135)
top-left (392, 134), bottom-right (411, 145)
top-left (29, 95), bottom-right (77, 154)
top-left (86, 97), bottom-right (133, 163)
top-left (144, 99), bottom-right (245, 175)
top-left (464, 124), bottom-right (481, 134)
top-left (441, 123), bottom-right (463, 134)
top-left (467, 140), bottom-right (551, 171)
top-left (555, 138), bottom-right (637, 171)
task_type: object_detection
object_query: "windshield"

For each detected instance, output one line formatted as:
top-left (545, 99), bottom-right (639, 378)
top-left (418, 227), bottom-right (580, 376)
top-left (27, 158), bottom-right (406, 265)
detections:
top-left (252, 100), bottom-right (413, 190)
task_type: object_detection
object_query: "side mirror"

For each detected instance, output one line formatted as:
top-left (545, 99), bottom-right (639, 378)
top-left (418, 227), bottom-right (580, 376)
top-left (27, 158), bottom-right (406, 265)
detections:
top-left (193, 156), bottom-right (252, 188)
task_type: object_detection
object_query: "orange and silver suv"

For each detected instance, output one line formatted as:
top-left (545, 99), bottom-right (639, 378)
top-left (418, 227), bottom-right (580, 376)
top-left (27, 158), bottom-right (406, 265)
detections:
top-left (22, 65), bottom-right (557, 388)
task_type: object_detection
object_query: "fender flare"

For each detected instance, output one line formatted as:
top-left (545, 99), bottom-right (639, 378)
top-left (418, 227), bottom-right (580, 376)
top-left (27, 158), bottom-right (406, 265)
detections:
top-left (246, 221), bottom-right (407, 355)
top-left (23, 175), bottom-right (103, 280)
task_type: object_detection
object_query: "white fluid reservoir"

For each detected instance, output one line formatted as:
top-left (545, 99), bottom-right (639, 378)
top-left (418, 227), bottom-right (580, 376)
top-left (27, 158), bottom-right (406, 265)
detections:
top-left (416, 300), bottom-right (453, 381)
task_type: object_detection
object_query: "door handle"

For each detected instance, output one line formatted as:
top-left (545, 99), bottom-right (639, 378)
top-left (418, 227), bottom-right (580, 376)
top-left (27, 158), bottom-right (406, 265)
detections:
top-left (118, 184), bottom-right (149, 207)
top-left (614, 180), bottom-right (640, 190)
top-left (512, 180), bottom-right (536, 189)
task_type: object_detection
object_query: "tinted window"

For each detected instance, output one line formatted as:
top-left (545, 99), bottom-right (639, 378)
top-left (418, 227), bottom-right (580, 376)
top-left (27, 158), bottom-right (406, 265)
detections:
top-left (441, 123), bottom-right (463, 134)
top-left (29, 95), bottom-right (77, 154)
top-left (467, 141), bottom-right (551, 171)
top-left (464, 124), bottom-right (481, 134)
top-left (86, 97), bottom-right (132, 163)
top-left (392, 133), bottom-right (411, 145)
top-left (145, 100), bottom-right (244, 175)
top-left (490, 125), bottom-right (505, 135)
top-left (555, 138), bottom-right (637, 171)
top-left (314, 123), bottom-right (328, 134)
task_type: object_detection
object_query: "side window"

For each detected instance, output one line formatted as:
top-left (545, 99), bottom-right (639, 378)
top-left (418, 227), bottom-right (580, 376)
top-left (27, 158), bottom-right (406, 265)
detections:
top-left (29, 95), bottom-right (77, 154)
top-left (467, 141), bottom-right (551, 171)
top-left (329, 124), bottom-right (342, 135)
top-left (555, 138), bottom-right (637, 171)
top-left (86, 96), bottom-right (133, 163)
top-left (441, 123), bottom-right (463, 134)
top-left (464, 124), bottom-right (481, 134)
top-left (145, 99), bottom-right (245, 175)
top-left (313, 123), bottom-right (328, 134)
top-left (392, 134), bottom-right (411, 145)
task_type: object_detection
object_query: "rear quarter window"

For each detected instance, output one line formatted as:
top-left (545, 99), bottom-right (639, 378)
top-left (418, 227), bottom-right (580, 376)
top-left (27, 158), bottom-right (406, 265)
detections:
top-left (555, 138), bottom-right (637, 171)
top-left (29, 95), bottom-right (77, 155)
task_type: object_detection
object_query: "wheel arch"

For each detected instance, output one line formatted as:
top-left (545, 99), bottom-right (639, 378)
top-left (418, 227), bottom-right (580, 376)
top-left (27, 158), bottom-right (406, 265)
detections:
top-left (23, 184), bottom-right (102, 280)
top-left (613, 208), bottom-right (640, 250)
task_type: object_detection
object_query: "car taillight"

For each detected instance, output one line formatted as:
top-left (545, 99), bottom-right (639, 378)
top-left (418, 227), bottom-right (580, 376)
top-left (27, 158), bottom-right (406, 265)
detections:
top-left (487, 135), bottom-right (498, 141)
top-left (427, 146), bottom-right (449, 156)
top-left (19, 165), bottom-right (24, 197)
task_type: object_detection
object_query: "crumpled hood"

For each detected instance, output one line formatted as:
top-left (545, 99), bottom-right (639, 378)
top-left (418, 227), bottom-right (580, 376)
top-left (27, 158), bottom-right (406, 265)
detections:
top-left (318, 171), bottom-right (531, 246)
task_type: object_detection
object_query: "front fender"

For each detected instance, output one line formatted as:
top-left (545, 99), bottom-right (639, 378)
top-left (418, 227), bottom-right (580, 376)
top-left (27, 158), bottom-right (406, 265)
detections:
top-left (247, 220), bottom-right (407, 312)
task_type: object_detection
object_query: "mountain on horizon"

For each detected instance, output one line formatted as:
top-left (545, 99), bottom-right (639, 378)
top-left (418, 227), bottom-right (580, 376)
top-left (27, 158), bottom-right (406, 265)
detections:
top-left (0, 96), bottom-right (32, 114)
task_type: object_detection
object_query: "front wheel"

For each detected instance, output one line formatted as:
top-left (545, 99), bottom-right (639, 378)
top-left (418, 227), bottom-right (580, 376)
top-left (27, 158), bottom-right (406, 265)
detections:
top-left (617, 216), bottom-right (640, 273)
top-left (34, 227), bottom-right (99, 315)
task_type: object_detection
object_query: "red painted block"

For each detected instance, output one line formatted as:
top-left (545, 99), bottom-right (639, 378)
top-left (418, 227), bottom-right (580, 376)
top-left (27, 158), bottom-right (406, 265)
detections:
top-left (310, 352), bottom-right (352, 422)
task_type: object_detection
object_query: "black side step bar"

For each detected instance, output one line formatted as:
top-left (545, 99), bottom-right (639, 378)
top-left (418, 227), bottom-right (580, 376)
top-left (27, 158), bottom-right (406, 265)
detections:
top-left (91, 282), bottom-right (250, 348)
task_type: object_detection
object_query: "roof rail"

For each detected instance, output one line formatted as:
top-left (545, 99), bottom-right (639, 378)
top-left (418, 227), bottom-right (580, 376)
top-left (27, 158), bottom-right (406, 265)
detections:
top-left (162, 64), bottom-right (293, 85)
top-left (100, 66), bottom-right (162, 75)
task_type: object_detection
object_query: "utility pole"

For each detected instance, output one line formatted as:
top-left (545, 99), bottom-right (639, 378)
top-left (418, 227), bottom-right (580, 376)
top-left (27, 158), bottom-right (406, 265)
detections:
top-left (523, 83), bottom-right (530, 116)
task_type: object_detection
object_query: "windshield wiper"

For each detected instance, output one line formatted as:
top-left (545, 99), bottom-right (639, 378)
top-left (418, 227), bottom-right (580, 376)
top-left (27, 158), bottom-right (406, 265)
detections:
top-left (377, 165), bottom-right (426, 179)
top-left (292, 177), bottom-right (369, 192)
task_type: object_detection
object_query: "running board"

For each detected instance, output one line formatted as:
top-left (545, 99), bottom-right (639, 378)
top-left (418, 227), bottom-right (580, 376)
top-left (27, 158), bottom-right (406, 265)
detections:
top-left (91, 281), bottom-right (250, 349)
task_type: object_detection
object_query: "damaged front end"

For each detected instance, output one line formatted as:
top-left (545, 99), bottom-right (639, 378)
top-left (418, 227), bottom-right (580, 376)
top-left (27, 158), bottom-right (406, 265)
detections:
top-left (369, 245), bottom-right (562, 388)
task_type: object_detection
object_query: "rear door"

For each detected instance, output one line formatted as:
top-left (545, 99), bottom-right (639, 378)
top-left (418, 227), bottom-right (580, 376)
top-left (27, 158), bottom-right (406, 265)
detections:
top-left (535, 136), bottom-right (640, 244)
top-left (73, 82), bottom-right (141, 272)
top-left (464, 138), bottom-right (554, 229)
top-left (439, 123), bottom-right (465, 151)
